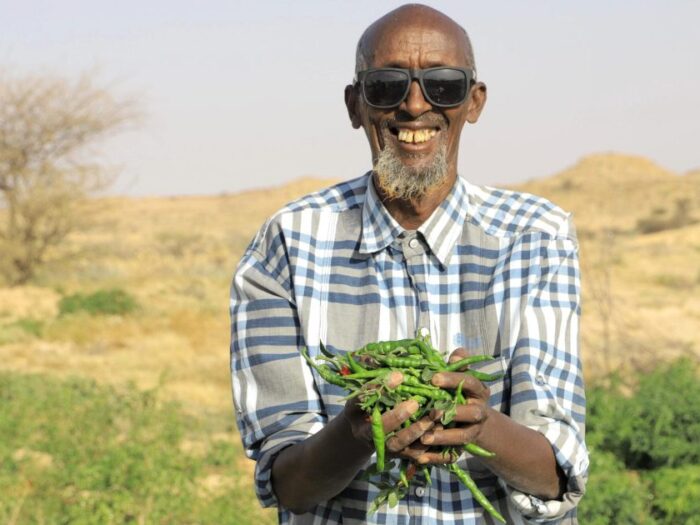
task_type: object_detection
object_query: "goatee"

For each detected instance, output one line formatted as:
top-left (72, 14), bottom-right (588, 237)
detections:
top-left (374, 143), bottom-right (448, 201)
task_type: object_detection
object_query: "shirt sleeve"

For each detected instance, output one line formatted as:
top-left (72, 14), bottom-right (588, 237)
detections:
top-left (503, 224), bottom-right (589, 522)
top-left (230, 225), bottom-right (326, 508)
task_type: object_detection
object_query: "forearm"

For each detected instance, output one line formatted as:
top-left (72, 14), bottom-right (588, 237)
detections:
top-left (271, 411), bottom-right (373, 514)
top-left (475, 408), bottom-right (566, 500)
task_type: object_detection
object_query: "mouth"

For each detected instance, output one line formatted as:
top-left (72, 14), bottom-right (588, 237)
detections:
top-left (387, 125), bottom-right (442, 149)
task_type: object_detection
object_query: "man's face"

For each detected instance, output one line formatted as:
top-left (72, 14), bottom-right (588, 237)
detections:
top-left (346, 18), bottom-right (486, 200)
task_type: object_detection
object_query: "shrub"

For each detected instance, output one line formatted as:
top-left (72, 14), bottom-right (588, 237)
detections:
top-left (621, 359), bottom-right (699, 469)
top-left (647, 465), bottom-right (700, 525)
top-left (636, 198), bottom-right (697, 234)
top-left (578, 449), bottom-right (656, 525)
top-left (58, 288), bottom-right (138, 316)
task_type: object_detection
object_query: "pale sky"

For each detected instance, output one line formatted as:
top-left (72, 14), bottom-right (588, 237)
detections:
top-left (2, 0), bottom-right (699, 196)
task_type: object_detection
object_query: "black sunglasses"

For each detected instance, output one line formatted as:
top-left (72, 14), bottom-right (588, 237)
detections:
top-left (354, 67), bottom-right (475, 109)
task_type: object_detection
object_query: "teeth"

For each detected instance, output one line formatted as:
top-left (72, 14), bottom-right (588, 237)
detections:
top-left (397, 128), bottom-right (437, 143)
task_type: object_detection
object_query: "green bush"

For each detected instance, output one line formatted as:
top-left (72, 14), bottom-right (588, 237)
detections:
top-left (58, 288), bottom-right (138, 316)
top-left (584, 359), bottom-right (700, 524)
top-left (0, 372), bottom-right (274, 525)
top-left (578, 450), bottom-right (656, 524)
top-left (588, 359), bottom-right (700, 470)
top-left (647, 465), bottom-right (700, 525)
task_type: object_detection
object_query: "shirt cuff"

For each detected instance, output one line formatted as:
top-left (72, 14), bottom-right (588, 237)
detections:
top-left (503, 420), bottom-right (589, 522)
top-left (254, 424), bottom-right (325, 508)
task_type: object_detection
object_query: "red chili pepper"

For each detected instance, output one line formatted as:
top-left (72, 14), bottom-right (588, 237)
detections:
top-left (340, 365), bottom-right (351, 376)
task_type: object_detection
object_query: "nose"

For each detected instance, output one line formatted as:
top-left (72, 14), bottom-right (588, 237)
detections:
top-left (401, 80), bottom-right (432, 117)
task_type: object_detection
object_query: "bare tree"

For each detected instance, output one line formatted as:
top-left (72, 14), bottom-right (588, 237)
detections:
top-left (0, 71), bottom-right (136, 285)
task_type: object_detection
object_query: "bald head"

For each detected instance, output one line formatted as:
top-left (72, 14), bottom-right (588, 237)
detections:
top-left (355, 4), bottom-right (475, 74)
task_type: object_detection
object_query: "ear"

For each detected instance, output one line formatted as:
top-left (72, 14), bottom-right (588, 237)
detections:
top-left (466, 82), bottom-right (487, 124)
top-left (344, 84), bottom-right (362, 129)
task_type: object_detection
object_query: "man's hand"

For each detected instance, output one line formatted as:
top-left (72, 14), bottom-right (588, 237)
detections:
top-left (342, 370), bottom-right (421, 452)
top-left (410, 348), bottom-right (492, 464)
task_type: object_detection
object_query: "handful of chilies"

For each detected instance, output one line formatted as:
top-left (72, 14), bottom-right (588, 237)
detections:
top-left (301, 332), bottom-right (506, 523)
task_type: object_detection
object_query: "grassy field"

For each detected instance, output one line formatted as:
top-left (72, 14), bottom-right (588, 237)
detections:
top-left (0, 153), bottom-right (698, 523)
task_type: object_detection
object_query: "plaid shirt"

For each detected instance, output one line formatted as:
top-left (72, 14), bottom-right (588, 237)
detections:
top-left (230, 173), bottom-right (588, 524)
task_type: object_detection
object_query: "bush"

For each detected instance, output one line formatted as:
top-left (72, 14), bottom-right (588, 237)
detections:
top-left (578, 450), bottom-right (656, 525)
top-left (584, 359), bottom-right (700, 524)
top-left (58, 288), bottom-right (138, 316)
top-left (589, 359), bottom-right (700, 469)
top-left (0, 372), bottom-right (274, 524)
top-left (647, 465), bottom-right (700, 525)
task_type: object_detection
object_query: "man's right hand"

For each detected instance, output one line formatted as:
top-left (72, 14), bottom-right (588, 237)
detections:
top-left (342, 370), bottom-right (437, 461)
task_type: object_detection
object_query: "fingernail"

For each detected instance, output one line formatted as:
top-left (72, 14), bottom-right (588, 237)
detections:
top-left (422, 433), bottom-right (434, 444)
top-left (406, 399), bottom-right (419, 413)
top-left (417, 455), bottom-right (430, 464)
top-left (431, 374), bottom-right (444, 387)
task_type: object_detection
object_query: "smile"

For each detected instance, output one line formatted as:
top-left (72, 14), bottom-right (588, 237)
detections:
top-left (390, 127), bottom-right (440, 145)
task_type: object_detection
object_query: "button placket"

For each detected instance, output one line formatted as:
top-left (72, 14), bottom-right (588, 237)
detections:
top-left (402, 232), bottom-right (430, 328)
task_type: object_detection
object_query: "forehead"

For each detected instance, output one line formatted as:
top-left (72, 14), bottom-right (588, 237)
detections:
top-left (369, 22), bottom-right (469, 68)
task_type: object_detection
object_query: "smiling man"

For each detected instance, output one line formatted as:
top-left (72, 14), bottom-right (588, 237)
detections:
top-left (230, 4), bottom-right (588, 524)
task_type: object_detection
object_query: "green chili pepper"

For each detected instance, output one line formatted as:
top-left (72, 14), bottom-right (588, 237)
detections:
top-left (371, 405), bottom-right (385, 472)
top-left (300, 347), bottom-right (348, 387)
top-left (448, 463), bottom-right (506, 523)
top-left (445, 355), bottom-right (494, 372)
top-left (422, 466), bottom-right (432, 486)
top-left (397, 384), bottom-right (452, 400)
top-left (467, 370), bottom-right (504, 382)
top-left (464, 443), bottom-right (496, 458)
top-left (343, 369), bottom-right (389, 380)
top-left (399, 462), bottom-right (409, 487)
top-left (378, 355), bottom-right (430, 368)
top-left (413, 340), bottom-right (447, 368)
top-left (345, 353), bottom-right (366, 373)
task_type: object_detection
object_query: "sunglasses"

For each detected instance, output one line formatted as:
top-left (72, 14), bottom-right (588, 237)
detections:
top-left (354, 67), bottom-right (475, 109)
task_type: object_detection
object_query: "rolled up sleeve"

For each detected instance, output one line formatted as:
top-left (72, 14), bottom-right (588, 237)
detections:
top-left (230, 228), bottom-right (326, 507)
top-left (504, 233), bottom-right (589, 522)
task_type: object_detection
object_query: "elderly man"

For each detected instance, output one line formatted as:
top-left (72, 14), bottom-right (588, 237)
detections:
top-left (230, 4), bottom-right (588, 524)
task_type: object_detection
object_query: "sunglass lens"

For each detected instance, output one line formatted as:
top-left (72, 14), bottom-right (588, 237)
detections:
top-left (423, 69), bottom-right (468, 106)
top-left (364, 70), bottom-right (409, 107)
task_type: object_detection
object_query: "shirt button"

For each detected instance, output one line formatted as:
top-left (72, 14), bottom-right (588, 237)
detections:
top-left (415, 486), bottom-right (425, 497)
top-left (408, 238), bottom-right (419, 249)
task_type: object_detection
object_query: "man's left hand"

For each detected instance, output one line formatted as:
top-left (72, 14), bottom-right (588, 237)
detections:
top-left (415, 348), bottom-right (492, 464)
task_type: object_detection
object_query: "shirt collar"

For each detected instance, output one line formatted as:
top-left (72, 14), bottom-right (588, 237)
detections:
top-left (359, 173), bottom-right (470, 268)
top-left (359, 173), bottom-right (405, 254)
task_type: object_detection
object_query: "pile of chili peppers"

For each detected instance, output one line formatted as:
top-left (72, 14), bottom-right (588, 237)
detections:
top-left (301, 332), bottom-right (506, 522)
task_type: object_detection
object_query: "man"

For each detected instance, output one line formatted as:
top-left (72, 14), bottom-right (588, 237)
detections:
top-left (230, 4), bottom-right (588, 524)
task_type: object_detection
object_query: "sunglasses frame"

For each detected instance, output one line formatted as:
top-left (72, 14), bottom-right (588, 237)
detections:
top-left (354, 67), bottom-right (476, 109)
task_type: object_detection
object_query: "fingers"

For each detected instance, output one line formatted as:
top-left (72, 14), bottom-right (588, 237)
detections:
top-left (385, 416), bottom-right (435, 452)
top-left (430, 404), bottom-right (487, 424)
top-left (381, 399), bottom-right (419, 433)
top-left (415, 448), bottom-right (461, 465)
top-left (396, 443), bottom-right (429, 462)
top-left (384, 370), bottom-right (404, 389)
top-left (448, 347), bottom-right (469, 364)
top-left (431, 372), bottom-right (489, 399)
top-left (420, 426), bottom-right (480, 447)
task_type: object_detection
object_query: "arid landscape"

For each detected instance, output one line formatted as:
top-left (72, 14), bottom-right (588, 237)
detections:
top-left (1, 152), bottom-right (699, 523)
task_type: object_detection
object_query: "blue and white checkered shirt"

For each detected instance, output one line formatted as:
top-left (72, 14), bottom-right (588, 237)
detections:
top-left (230, 173), bottom-right (588, 524)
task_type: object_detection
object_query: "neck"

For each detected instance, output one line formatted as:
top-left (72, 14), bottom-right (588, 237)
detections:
top-left (373, 172), bottom-right (456, 230)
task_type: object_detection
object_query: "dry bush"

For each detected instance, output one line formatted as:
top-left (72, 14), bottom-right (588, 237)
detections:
top-left (0, 71), bottom-right (137, 285)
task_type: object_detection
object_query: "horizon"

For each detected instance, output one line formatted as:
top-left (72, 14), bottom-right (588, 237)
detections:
top-left (3, 1), bottom-right (699, 197)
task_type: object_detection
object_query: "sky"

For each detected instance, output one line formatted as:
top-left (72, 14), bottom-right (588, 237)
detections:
top-left (2, 0), bottom-right (699, 196)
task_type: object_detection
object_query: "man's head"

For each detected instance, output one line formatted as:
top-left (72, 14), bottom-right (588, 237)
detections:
top-left (345, 4), bottom-right (487, 202)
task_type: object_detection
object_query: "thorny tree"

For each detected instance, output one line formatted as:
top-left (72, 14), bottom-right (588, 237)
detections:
top-left (0, 72), bottom-right (136, 285)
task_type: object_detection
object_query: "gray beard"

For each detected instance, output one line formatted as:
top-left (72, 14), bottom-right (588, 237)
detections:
top-left (373, 143), bottom-right (448, 201)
